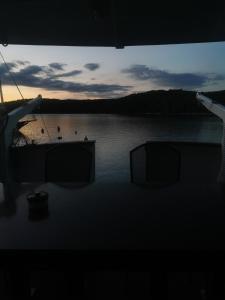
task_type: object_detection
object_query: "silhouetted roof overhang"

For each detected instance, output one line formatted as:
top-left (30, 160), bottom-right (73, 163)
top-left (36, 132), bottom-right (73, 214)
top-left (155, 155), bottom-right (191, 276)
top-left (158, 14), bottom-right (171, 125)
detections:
top-left (1, 0), bottom-right (225, 47)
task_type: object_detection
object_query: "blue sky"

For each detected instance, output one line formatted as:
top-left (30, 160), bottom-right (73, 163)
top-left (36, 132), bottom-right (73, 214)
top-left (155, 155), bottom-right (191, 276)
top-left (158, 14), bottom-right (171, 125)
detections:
top-left (0, 41), bottom-right (225, 101)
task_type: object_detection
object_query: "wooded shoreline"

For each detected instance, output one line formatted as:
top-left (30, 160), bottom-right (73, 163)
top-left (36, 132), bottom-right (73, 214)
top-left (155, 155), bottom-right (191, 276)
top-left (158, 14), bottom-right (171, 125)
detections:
top-left (1, 89), bottom-right (225, 116)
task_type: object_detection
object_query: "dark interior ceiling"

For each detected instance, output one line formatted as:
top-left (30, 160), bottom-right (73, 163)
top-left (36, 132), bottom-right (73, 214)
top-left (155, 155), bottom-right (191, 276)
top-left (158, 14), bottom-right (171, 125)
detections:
top-left (0, 0), bottom-right (225, 47)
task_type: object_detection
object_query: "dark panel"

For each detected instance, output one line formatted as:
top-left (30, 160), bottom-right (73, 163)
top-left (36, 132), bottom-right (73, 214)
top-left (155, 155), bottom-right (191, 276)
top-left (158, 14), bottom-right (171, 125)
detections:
top-left (130, 141), bottom-right (221, 188)
top-left (146, 144), bottom-right (180, 186)
top-left (10, 141), bottom-right (95, 183)
top-left (0, 0), bottom-right (225, 46)
top-left (10, 144), bottom-right (46, 182)
top-left (45, 143), bottom-right (93, 182)
top-left (130, 144), bottom-right (147, 185)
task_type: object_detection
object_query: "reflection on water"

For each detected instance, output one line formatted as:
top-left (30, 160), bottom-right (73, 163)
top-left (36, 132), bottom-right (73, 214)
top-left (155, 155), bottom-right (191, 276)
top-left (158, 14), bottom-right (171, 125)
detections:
top-left (21, 114), bottom-right (222, 182)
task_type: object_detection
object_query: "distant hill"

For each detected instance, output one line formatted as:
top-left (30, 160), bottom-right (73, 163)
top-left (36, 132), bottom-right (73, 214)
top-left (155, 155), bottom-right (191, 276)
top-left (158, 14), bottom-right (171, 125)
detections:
top-left (2, 89), bottom-right (225, 115)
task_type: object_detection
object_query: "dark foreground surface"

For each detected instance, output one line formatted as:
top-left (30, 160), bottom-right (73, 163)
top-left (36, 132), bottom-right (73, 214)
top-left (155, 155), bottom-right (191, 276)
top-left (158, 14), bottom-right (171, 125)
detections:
top-left (0, 181), bottom-right (224, 251)
top-left (0, 180), bottom-right (225, 298)
top-left (0, 141), bottom-right (225, 297)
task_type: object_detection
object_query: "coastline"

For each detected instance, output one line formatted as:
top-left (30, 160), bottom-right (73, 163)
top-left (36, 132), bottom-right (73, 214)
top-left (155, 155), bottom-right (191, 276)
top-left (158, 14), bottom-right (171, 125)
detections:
top-left (1, 89), bottom-right (225, 116)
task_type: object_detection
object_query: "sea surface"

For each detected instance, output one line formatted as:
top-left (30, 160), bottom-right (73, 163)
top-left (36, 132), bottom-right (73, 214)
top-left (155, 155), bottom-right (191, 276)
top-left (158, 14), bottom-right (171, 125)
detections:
top-left (21, 114), bottom-right (222, 182)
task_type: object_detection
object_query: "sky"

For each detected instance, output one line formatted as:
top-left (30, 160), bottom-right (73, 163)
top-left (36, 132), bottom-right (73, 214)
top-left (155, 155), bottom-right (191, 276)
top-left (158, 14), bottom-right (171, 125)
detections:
top-left (0, 41), bottom-right (225, 101)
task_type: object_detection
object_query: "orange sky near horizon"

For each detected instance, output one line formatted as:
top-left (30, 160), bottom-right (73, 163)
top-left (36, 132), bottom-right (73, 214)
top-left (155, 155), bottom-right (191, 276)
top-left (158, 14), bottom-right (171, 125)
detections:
top-left (1, 83), bottom-right (146, 101)
top-left (1, 85), bottom-right (109, 101)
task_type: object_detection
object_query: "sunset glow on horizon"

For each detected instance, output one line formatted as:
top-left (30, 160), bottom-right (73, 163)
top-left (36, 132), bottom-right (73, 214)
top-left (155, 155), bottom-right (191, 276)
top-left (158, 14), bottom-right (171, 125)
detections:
top-left (1, 42), bottom-right (225, 102)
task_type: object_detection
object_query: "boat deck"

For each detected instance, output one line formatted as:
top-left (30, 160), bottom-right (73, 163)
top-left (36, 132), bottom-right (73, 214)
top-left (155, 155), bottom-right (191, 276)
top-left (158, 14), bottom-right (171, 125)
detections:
top-left (0, 141), bottom-right (224, 269)
top-left (0, 180), bottom-right (224, 252)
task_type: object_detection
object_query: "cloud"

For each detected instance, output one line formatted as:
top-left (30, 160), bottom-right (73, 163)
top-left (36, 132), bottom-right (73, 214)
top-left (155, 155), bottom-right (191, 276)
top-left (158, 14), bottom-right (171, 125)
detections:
top-left (18, 65), bottom-right (46, 76)
top-left (0, 61), bottom-right (131, 96)
top-left (51, 70), bottom-right (82, 78)
top-left (15, 60), bottom-right (30, 66)
top-left (122, 64), bottom-right (225, 89)
top-left (48, 63), bottom-right (66, 70)
top-left (0, 62), bottom-right (18, 74)
top-left (84, 63), bottom-right (100, 71)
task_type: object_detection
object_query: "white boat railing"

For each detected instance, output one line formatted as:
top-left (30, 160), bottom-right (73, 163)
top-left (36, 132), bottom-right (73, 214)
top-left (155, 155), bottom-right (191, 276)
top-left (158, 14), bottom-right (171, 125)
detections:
top-left (196, 92), bottom-right (225, 183)
top-left (0, 95), bottom-right (42, 199)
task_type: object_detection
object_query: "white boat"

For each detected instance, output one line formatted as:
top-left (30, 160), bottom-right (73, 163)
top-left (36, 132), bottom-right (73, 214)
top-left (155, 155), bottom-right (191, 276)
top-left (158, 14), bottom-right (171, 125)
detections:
top-left (0, 0), bottom-right (224, 297)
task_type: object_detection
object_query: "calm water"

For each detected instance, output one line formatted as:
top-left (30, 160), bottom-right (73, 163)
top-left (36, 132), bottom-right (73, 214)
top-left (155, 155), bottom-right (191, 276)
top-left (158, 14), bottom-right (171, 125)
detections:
top-left (21, 114), bottom-right (222, 182)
